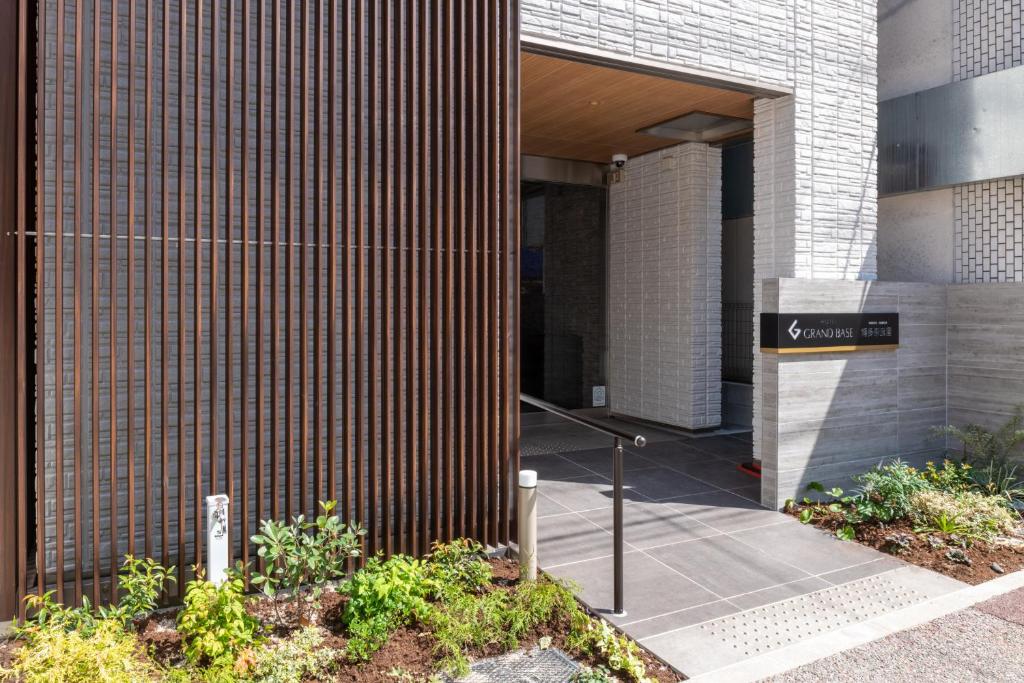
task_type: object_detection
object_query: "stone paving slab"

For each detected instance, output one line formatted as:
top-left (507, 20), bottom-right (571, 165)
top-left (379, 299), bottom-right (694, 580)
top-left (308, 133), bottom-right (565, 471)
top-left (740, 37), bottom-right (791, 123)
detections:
top-left (524, 420), bottom-right (967, 680)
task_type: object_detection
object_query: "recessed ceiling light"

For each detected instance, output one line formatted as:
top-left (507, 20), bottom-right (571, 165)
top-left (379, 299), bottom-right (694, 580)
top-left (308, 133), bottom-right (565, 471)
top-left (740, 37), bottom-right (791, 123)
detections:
top-left (589, 100), bottom-right (599, 106)
top-left (637, 110), bottom-right (752, 142)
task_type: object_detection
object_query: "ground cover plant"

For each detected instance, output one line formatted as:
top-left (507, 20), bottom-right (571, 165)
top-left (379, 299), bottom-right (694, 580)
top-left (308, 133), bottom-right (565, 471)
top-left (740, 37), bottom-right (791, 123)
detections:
top-left (787, 413), bottom-right (1024, 583)
top-left (0, 503), bottom-right (680, 683)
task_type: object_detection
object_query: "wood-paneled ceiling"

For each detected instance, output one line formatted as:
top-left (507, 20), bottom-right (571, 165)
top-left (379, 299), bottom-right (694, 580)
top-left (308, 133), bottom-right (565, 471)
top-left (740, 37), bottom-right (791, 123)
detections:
top-left (521, 52), bottom-right (755, 164)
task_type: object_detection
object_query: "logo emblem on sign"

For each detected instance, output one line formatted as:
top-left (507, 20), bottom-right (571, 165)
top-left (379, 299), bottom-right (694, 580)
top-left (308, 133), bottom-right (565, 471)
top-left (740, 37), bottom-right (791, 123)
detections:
top-left (788, 319), bottom-right (801, 340)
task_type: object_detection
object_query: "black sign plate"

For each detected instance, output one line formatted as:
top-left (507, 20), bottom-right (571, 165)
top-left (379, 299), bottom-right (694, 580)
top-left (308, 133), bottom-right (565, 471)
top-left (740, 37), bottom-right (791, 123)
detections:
top-left (760, 313), bottom-right (899, 353)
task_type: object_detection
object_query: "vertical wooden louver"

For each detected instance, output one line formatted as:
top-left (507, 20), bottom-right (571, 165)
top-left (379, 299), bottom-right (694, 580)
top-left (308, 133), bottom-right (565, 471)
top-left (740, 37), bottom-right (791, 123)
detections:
top-left (3, 0), bottom-right (519, 615)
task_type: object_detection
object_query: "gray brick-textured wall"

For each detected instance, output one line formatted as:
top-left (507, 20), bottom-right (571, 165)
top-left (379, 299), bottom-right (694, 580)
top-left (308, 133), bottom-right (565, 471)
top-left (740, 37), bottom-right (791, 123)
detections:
top-left (759, 279), bottom-right (948, 509)
top-left (953, 0), bottom-right (1024, 284)
top-left (608, 143), bottom-right (722, 430)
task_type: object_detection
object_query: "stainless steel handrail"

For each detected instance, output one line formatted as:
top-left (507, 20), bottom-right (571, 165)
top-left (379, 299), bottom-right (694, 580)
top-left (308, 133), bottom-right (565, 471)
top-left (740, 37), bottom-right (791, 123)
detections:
top-left (520, 393), bottom-right (644, 617)
top-left (520, 393), bottom-right (647, 448)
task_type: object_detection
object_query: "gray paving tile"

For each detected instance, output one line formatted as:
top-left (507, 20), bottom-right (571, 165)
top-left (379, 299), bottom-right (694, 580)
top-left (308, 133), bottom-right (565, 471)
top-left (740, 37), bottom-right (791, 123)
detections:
top-left (729, 520), bottom-right (889, 575)
top-left (818, 556), bottom-right (908, 585)
top-left (620, 599), bottom-right (739, 640)
top-left (726, 483), bottom-right (763, 503)
top-left (624, 466), bottom-right (718, 501)
top-left (629, 440), bottom-right (719, 466)
top-left (688, 435), bottom-right (754, 462)
top-left (547, 551), bottom-right (720, 626)
top-left (726, 576), bottom-right (831, 611)
top-left (538, 512), bottom-right (637, 567)
top-left (647, 534), bottom-right (811, 598)
top-left (664, 490), bottom-right (789, 533)
top-left (560, 447), bottom-right (659, 479)
top-left (534, 474), bottom-right (646, 514)
top-left (641, 626), bottom-right (744, 677)
top-left (580, 500), bottom-right (719, 550)
top-left (664, 459), bottom-right (758, 490)
top-left (536, 491), bottom-right (572, 518)
top-left (522, 453), bottom-right (594, 481)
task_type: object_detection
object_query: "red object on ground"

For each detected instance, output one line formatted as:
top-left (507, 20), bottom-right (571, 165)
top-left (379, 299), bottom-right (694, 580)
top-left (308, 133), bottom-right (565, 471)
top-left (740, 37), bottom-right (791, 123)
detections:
top-left (737, 460), bottom-right (762, 478)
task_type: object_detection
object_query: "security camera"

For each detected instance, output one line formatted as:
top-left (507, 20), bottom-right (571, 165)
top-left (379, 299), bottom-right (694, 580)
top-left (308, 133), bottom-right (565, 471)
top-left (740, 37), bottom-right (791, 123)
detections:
top-left (612, 153), bottom-right (628, 169)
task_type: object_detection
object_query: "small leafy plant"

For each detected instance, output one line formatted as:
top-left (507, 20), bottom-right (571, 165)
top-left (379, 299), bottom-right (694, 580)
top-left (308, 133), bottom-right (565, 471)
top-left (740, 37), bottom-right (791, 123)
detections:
top-left (99, 555), bottom-right (176, 627)
top-left (340, 554), bottom-right (434, 661)
top-left (18, 592), bottom-right (100, 638)
top-left (250, 500), bottom-right (365, 625)
top-left (945, 547), bottom-right (972, 565)
top-left (17, 555), bottom-right (174, 638)
top-left (577, 618), bottom-right (653, 683)
top-left (240, 626), bottom-right (340, 683)
top-left (884, 532), bottom-right (914, 555)
top-left (425, 539), bottom-right (492, 599)
top-left (570, 665), bottom-right (615, 683)
top-left (177, 568), bottom-right (263, 668)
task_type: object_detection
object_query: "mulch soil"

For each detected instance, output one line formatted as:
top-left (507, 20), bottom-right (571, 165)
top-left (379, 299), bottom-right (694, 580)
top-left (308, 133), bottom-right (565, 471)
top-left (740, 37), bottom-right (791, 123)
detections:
top-left (790, 507), bottom-right (1024, 585)
top-left (0, 638), bottom-right (22, 671)
top-left (132, 556), bottom-right (682, 682)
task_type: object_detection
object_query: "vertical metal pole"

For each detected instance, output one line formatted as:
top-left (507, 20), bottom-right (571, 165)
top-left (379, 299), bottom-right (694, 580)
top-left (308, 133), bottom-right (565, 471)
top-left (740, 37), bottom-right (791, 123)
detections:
top-left (517, 470), bottom-right (537, 581)
top-left (613, 437), bottom-right (625, 616)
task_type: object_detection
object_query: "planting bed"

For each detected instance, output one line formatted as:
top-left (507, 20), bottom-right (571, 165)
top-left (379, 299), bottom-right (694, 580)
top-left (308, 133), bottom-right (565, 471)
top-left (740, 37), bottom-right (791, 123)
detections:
top-left (789, 507), bottom-right (1024, 584)
top-left (130, 558), bottom-right (679, 682)
top-left (3, 553), bottom-right (680, 683)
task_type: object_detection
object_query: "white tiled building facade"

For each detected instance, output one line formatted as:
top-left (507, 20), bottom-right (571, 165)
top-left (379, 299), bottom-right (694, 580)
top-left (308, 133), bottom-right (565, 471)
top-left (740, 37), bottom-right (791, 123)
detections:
top-left (953, 0), bottom-right (1024, 283)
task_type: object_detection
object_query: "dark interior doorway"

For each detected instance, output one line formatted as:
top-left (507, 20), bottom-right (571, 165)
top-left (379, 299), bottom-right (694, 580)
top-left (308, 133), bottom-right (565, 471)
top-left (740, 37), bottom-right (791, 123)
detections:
top-left (520, 181), bottom-right (607, 410)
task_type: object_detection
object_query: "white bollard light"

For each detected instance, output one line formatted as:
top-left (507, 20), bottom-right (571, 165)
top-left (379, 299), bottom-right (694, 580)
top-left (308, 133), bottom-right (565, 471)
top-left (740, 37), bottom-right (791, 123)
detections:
top-left (518, 470), bottom-right (538, 581)
top-left (206, 494), bottom-right (230, 586)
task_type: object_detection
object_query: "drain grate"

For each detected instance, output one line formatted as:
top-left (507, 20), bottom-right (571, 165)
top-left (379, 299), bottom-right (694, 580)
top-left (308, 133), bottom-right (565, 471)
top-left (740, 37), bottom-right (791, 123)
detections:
top-left (697, 574), bottom-right (928, 658)
top-left (458, 647), bottom-right (580, 682)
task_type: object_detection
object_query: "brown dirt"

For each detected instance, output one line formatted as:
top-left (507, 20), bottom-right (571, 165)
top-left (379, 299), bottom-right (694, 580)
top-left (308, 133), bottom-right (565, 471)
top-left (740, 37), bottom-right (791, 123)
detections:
top-left (136, 611), bottom-right (185, 665)
top-left (790, 507), bottom-right (1024, 584)
top-left (488, 557), bottom-right (522, 586)
top-left (330, 626), bottom-right (437, 682)
top-left (0, 638), bottom-right (22, 670)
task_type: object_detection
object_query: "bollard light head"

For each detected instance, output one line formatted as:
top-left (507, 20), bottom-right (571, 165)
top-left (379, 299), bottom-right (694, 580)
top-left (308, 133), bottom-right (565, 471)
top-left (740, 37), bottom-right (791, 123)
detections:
top-left (519, 469), bottom-right (537, 488)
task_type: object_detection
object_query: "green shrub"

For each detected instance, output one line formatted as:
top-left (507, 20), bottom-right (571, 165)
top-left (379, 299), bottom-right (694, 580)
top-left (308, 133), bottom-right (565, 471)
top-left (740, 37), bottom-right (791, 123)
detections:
top-left (969, 456), bottom-right (1024, 504)
top-left (939, 406), bottom-right (1024, 463)
top-left (428, 576), bottom-right (585, 677)
top-left (425, 539), bottom-right (492, 599)
top-left (0, 619), bottom-right (163, 683)
top-left (340, 555), bottom-right (433, 661)
top-left (18, 556), bottom-right (175, 638)
top-left (100, 555), bottom-right (176, 627)
top-left (177, 570), bottom-right (263, 668)
top-left (910, 490), bottom-right (1019, 540)
top-left (851, 460), bottom-right (932, 521)
top-left (18, 592), bottom-right (100, 638)
top-left (250, 500), bottom-right (365, 625)
top-left (241, 627), bottom-right (340, 683)
top-left (921, 460), bottom-right (974, 494)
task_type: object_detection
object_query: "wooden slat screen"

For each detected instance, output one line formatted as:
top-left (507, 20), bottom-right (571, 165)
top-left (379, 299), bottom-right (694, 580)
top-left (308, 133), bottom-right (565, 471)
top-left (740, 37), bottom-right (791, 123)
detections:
top-left (17, 0), bottom-right (519, 613)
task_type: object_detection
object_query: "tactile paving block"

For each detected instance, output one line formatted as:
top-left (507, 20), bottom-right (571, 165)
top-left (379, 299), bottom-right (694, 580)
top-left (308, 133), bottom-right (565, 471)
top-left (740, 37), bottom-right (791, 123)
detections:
top-left (695, 573), bottom-right (928, 658)
top-left (458, 646), bottom-right (580, 682)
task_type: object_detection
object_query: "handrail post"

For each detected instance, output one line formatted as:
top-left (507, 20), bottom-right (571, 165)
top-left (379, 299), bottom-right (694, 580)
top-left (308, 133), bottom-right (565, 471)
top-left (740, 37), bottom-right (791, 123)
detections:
top-left (613, 436), bottom-right (625, 617)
